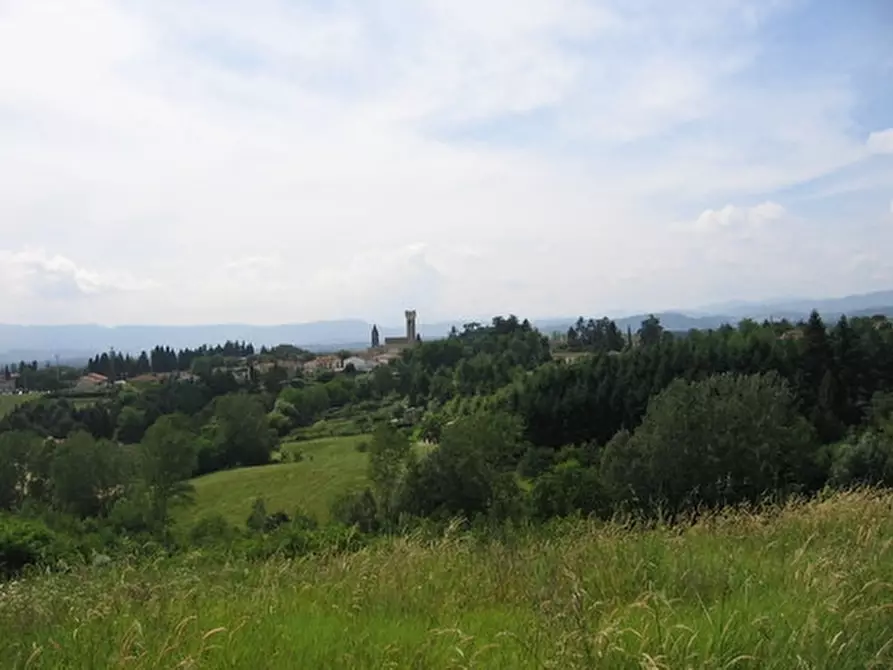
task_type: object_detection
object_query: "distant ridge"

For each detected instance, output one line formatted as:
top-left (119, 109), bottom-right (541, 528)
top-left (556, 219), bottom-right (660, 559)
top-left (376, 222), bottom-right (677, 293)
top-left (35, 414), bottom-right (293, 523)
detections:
top-left (692, 290), bottom-right (893, 318)
top-left (1, 290), bottom-right (891, 364)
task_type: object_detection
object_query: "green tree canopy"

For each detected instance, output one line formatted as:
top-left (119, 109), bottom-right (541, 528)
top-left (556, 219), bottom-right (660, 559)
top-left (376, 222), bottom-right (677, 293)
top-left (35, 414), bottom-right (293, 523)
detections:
top-left (140, 413), bottom-right (199, 524)
top-left (211, 394), bottom-right (277, 468)
top-left (600, 372), bottom-right (817, 516)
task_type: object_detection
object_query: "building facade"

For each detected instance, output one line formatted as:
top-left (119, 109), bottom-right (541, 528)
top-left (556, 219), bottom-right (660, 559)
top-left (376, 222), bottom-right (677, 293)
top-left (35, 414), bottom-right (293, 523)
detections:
top-left (376, 309), bottom-right (419, 352)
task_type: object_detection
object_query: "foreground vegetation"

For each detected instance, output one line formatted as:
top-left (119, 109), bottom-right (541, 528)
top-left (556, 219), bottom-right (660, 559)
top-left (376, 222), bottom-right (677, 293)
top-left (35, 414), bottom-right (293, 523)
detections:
top-left (2, 490), bottom-right (892, 669)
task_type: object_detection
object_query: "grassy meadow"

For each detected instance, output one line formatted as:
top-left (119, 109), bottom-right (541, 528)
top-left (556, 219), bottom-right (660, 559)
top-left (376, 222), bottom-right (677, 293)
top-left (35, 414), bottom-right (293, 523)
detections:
top-left (179, 434), bottom-right (372, 526)
top-left (0, 393), bottom-right (37, 418)
top-left (4, 490), bottom-right (893, 669)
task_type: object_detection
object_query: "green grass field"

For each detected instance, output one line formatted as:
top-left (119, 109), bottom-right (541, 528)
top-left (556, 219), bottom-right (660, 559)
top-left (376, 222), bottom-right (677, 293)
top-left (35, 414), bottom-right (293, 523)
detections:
top-left (0, 393), bottom-right (37, 418)
top-left (3, 491), bottom-right (893, 668)
top-left (178, 434), bottom-right (371, 526)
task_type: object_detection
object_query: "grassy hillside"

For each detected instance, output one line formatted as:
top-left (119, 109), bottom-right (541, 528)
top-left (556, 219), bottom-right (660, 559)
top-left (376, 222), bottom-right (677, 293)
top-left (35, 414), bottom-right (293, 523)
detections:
top-left (0, 393), bottom-right (37, 418)
top-left (179, 434), bottom-right (371, 526)
top-left (4, 491), bottom-right (893, 668)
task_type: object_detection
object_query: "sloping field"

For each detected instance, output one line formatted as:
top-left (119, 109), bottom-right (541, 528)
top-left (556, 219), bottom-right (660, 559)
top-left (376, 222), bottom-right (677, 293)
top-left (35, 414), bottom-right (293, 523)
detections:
top-left (0, 393), bottom-right (38, 418)
top-left (4, 491), bottom-right (893, 668)
top-left (178, 434), bottom-right (371, 526)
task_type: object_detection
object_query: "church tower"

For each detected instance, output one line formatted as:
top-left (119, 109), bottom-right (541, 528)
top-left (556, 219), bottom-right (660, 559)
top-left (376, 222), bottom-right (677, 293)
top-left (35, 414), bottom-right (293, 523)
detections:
top-left (405, 310), bottom-right (417, 343)
top-left (371, 324), bottom-right (380, 348)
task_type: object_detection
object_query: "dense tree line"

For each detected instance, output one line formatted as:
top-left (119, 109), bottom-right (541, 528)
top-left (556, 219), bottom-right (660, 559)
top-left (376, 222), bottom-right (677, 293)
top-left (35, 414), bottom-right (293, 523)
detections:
top-left (86, 341), bottom-right (257, 378)
top-left (4, 362), bottom-right (82, 392)
top-left (336, 372), bottom-right (893, 532)
top-left (565, 316), bottom-right (629, 352)
top-left (503, 312), bottom-right (893, 450)
top-left (0, 392), bottom-right (276, 519)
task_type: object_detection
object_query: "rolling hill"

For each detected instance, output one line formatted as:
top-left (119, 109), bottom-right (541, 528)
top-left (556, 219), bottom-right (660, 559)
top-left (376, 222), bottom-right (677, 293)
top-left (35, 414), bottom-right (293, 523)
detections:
top-left (178, 434), bottom-right (372, 527)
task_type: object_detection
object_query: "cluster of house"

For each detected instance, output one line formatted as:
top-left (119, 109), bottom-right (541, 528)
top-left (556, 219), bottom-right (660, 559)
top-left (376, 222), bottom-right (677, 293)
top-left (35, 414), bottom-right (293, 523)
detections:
top-left (304, 351), bottom-right (400, 374)
top-left (8, 310), bottom-right (422, 394)
top-left (246, 309), bottom-right (420, 378)
top-left (224, 350), bottom-right (400, 382)
top-left (71, 370), bottom-right (200, 392)
top-left (0, 374), bottom-right (19, 394)
top-left (63, 349), bottom-right (400, 392)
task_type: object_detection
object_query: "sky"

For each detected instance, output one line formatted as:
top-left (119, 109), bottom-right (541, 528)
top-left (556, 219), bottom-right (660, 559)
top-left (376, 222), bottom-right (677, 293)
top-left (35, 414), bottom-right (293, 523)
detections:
top-left (0, 0), bottom-right (891, 326)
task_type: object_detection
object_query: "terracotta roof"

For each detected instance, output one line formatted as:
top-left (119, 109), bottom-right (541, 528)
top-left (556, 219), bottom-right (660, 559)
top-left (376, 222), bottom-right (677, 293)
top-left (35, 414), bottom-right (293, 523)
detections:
top-left (130, 373), bottom-right (161, 383)
top-left (82, 372), bottom-right (108, 383)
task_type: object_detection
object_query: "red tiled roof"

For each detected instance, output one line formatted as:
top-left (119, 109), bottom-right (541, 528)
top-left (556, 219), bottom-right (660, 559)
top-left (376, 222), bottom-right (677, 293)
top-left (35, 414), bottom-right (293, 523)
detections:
top-left (83, 372), bottom-right (108, 382)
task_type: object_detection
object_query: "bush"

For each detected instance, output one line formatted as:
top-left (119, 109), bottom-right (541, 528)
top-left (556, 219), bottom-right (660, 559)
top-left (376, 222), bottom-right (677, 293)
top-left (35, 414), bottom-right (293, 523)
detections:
top-left (281, 448), bottom-right (304, 464)
top-left (829, 429), bottom-right (893, 489)
top-left (243, 523), bottom-right (366, 560)
top-left (246, 498), bottom-right (268, 532)
top-left (189, 513), bottom-right (240, 547)
top-left (267, 410), bottom-right (292, 437)
top-left (0, 515), bottom-right (77, 577)
top-left (108, 487), bottom-right (157, 535)
top-left (330, 488), bottom-right (379, 533)
top-left (263, 511), bottom-right (292, 533)
top-left (529, 460), bottom-right (606, 519)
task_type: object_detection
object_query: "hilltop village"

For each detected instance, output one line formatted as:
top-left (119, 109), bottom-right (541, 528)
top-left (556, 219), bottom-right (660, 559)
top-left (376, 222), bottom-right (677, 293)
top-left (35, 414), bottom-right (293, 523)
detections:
top-left (0, 310), bottom-right (424, 396)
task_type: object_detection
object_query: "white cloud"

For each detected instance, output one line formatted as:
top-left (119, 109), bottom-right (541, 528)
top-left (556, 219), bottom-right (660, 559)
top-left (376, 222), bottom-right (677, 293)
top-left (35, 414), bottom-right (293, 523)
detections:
top-left (0, 249), bottom-right (157, 302)
top-left (692, 202), bottom-right (787, 232)
top-left (867, 129), bottom-right (893, 154)
top-left (0, 0), bottom-right (890, 325)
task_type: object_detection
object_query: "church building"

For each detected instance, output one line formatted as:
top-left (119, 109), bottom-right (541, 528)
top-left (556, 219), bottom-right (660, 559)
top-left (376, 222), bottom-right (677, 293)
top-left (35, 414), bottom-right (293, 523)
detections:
top-left (370, 310), bottom-right (420, 354)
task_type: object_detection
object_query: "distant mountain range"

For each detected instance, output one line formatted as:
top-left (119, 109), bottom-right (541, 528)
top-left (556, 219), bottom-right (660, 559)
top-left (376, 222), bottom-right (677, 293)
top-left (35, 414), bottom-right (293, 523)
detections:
top-left (2, 290), bottom-right (892, 365)
top-left (689, 290), bottom-right (893, 320)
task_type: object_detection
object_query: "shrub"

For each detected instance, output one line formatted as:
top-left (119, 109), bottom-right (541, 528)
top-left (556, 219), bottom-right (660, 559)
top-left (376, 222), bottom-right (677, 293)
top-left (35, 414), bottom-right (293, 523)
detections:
top-left (0, 515), bottom-right (76, 577)
top-left (529, 460), bottom-right (606, 519)
top-left (246, 498), bottom-right (268, 532)
top-left (189, 513), bottom-right (240, 547)
top-left (282, 448), bottom-right (304, 464)
top-left (267, 410), bottom-right (292, 437)
top-left (263, 511), bottom-right (292, 533)
top-left (243, 523), bottom-right (366, 560)
top-left (330, 488), bottom-right (379, 533)
top-left (829, 429), bottom-right (893, 489)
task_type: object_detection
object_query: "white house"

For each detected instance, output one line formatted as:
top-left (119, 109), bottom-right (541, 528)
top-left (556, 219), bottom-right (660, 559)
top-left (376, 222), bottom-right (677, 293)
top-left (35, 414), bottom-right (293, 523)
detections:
top-left (340, 356), bottom-right (375, 373)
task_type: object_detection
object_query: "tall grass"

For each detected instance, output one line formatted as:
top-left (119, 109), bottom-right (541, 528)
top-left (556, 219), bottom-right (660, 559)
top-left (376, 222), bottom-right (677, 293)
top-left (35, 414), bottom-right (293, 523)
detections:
top-left (3, 490), bottom-right (893, 668)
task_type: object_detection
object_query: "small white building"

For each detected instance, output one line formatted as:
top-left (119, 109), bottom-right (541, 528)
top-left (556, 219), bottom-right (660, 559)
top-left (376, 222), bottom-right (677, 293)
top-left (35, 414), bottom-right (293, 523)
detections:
top-left (340, 356), bottom-right (376, 373)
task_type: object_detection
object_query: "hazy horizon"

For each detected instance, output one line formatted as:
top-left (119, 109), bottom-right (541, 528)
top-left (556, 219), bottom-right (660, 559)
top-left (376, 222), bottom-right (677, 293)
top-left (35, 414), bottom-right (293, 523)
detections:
top-left (3, 287), bottom-right (893, 331)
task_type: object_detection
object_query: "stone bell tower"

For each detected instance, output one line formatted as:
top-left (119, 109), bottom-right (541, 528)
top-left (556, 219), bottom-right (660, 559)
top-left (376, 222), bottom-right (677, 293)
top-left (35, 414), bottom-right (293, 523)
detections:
top-left (405, 310), bottom-right (417, 343)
